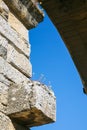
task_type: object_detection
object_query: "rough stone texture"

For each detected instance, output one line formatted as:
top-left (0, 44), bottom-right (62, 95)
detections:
top-left (8, 12), bottom-right (28, 40)
top-left (0, 34), bottom-right (8, 48)
top-left (0, 112), bottom-right (29, 130)
top-left (0, 0), bottom-right (9, 20)
top-left (0, 15), bottom-right (30, 58)
top-left (0, 1), bottom-right (56, 129)
top-left (3, 0), bottom-right (44, 29)
top-left (0, 44), bottom-right (7, 59)
top-left (0, 57), bottom-right (30, 84)
top-left (7, 44), bottom-right (32, 78)
top-left (40, 0), bottom-right (87, 91)
top-left (0, 33), bottom-right (32, 77)
top-left (7, 81), bottom-right (56, 127)
top-left (0, 74), bottom-right (11, 86)
top-left (0, 82), bottom-right (8, 113)
top-left (0, 82), bottom-right (8, 105)
top-left (0, 112), bottom-right (15, 130)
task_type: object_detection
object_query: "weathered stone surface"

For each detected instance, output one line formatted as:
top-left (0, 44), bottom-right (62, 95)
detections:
top-left (0, 82), bottom-right (8, 113)
top-left (0, 34), bottom-right (8, 59)
top-left (0, 74), bottom-right (11, 86)
top-left (3, 0), bottom-right (44, 29)
top-left (0, 82), bottom-right (8, 105)
top-left (0, 57), bottom-right (30, 84)
top-left (0, 44), bottom-right (7, 59)
top-left (0, 34), bottom-right (31, 77)
top-left (0, 112), bottom-right (29, 130)
top-left (7, 44), bottom-right (32, 78)
top-left (0, 0), bottom-right (9, 20)
top-left (0, 112), bottom-right (15, 130)
top-left (7, 81), bottom-right (56, 127)
top-left (0, 15), bottom-right (30, 57)
top-left (8, 12), bottom-right (28, 40)
top-left (0, 34), bottom-right (8, 48)
top-left (0, 0), bottom-right (9, 13)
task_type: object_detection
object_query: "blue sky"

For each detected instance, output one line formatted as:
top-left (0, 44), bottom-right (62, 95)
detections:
top-left (29, 13), bottom-right (87, 130)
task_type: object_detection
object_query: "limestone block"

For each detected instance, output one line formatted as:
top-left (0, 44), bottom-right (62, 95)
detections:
top-left (8, 12), bottom-right (28, 41)
top-left (7, 44), bottom-right (32, 77)
top-left (0, 15), bottom-right (30, 57)
top-left (0, 57), bottom-right (30, 84)
top-left (7, 81), bottom-right (56, 127)
top-left (0, 112), bottom-right (15, 130)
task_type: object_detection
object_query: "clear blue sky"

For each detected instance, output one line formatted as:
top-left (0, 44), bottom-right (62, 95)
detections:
top-left (29, 12), bottom-right (87, 130)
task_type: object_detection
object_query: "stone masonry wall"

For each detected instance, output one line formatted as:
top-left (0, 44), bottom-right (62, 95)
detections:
top-left (0, 0), bottom-right (56, 130)
top-left (0, 1), bottom-right (31, 129)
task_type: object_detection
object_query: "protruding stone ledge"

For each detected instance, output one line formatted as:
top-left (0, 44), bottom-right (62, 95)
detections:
top-left (3, 0), bottom-right (44, 29)
top-left (7, 81), bottom-right (56, 127)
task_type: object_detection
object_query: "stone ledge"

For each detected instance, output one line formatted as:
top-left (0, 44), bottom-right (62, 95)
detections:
top-left (3, 0), bottom-right (44, 29)
top-left (7, 81), bottom-right (56, 127)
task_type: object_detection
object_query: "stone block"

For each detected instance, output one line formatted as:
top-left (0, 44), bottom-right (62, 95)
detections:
top-left (8, 12), bottom-right (28, 41)
top-left (0, 57), bottom-right (30, 85)
top-left (7, 44), bottom-right (32, 77)
top-left (7, 81), bottom-right (56, 127)
top-left (0, 34), bottom-right (32, 77)
top-left (0, 15), bottom-right (30, 57)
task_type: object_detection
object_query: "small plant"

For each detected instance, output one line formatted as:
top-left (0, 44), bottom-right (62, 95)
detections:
top-left (31, 72), bottom-right (53, 91)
